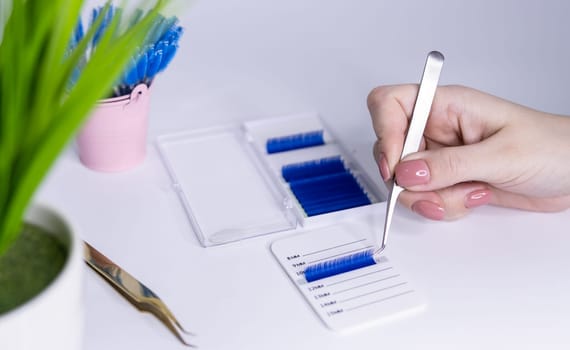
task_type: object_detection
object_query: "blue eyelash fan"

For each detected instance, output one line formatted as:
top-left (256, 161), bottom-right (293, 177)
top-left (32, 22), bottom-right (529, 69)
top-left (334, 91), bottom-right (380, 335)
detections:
top-left (304, 249), bottom-right (376, 282)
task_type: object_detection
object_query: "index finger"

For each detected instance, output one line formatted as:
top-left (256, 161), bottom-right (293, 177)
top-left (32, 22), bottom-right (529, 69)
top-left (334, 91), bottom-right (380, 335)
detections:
top-left (367, 84), bottom-right (419, 177)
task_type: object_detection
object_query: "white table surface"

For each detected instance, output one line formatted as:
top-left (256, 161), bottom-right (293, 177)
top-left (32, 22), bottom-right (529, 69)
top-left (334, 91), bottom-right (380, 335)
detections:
top-left (37, 0), bottom-right (570, 349)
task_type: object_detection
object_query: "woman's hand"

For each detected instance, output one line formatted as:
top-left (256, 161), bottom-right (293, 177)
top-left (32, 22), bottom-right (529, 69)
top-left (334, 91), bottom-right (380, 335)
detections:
top-left (368, 84), bottom-right (570, 220)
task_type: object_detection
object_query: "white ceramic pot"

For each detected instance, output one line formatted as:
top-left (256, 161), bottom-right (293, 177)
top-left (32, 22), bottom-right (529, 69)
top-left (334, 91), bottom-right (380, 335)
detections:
top-left (0, 204), bottom-right (83, 350)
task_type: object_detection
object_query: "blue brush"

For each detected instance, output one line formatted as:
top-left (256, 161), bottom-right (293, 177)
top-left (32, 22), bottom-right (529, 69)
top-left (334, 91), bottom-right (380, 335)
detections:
top-left (66, 19), bottom-right (86, 89)
top-left (68, 5), bottom-right (183, 96)
top-left (136, 51), bottom-right (148, 83)
top-left (119, 19), bottom-right (183, 91)
top-left (146, 42), bottom-right (164, 79)
top-left (302, 51), bottom-right (445, 283)
top-left (158, 40), bottom-right (178, 74)
top-left (72, 19), bottom-right (84, 48)
top-left (124, 56), bottom-right (140, 86)
top-left (266, 130), bottom-right (331, 154)
top-left (90, 5), bottom-right (115, 47)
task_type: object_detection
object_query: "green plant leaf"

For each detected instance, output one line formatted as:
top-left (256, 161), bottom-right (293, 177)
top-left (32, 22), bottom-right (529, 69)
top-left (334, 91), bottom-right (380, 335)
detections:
top-left (0, 0), bottom-right (172, 255)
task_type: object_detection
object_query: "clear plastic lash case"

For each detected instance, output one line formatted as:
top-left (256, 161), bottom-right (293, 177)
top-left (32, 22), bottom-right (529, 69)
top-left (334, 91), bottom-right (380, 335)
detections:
top-left (156, 112), bottom-right (386, 247)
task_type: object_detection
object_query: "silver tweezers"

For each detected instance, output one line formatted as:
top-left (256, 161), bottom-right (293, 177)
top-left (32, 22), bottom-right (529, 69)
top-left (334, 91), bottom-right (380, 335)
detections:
top-left (375, 51), bottom-right (444, 255)
top-left (84, 241), bottom-right (197, 347)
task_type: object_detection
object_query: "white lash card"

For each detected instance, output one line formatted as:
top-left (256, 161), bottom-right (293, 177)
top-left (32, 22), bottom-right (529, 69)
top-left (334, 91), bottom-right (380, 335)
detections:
top-left (271, 220), bottom-right (426, 333)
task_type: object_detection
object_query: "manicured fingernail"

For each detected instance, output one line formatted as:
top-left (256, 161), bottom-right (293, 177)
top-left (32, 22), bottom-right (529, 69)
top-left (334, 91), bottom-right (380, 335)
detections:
top-left (412, 200), bottom-right (445, 220)
top-left (378, 153), bottom-right (391, 181)
top-left (465, 189), bottom-right (492, 208)
top-left (395, 159), bottom-right (430, 186)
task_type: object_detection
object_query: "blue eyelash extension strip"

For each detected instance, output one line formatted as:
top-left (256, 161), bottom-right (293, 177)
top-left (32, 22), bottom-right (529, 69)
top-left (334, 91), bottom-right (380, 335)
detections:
top-left (304, 249), bottom-right (376, 282)
top-left (266, 130), bottom-right (325, 154)
top-left (302, 196), bottom-right (371, 216)
top-left (281, 156), bottom-right (345, 182)
top-left (289, 172), bottom-right (358, 192)
top-left (294, 190), bottom-right (367, 207)
top-left (281, 158), bottom-right (371, 217)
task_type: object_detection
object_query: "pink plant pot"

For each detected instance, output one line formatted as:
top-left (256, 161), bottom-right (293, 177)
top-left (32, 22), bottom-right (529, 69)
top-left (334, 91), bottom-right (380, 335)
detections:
top-left (77, 84), bottom-right (150, 172)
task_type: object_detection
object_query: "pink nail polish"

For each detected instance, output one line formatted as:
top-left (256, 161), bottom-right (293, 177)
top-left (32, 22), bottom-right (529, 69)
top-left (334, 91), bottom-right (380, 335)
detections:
top-left (412, 200), bottom-right (445, 220)
top-left (395, 159), bottom-right (430, 186)
top-left (465, 189), bottom-right (492, 208)
top-left (378, 153), bottom-right (391, 181)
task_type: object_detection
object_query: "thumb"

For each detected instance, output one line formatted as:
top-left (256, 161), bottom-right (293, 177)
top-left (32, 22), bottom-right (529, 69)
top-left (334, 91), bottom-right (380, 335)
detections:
top-left (394, 141), bottom-right (497, 191)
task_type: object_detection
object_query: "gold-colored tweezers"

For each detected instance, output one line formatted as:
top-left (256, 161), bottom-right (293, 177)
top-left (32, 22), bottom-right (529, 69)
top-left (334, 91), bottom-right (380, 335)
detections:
top-left (84, 241), bottom-right (196, 347)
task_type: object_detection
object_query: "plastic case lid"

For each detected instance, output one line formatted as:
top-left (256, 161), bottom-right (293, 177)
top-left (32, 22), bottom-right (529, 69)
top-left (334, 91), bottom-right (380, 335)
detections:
top-left (157, 124), bottom-right (298, 247)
